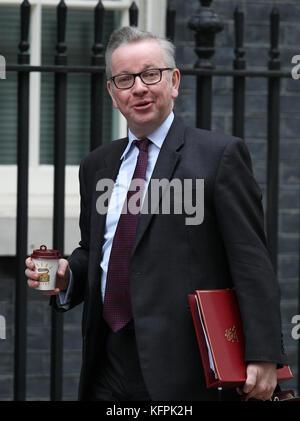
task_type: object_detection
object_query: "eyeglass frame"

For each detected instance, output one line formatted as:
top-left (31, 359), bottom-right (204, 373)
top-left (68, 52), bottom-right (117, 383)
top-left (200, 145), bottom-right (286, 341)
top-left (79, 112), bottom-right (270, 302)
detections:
top-left (109, 67), bottom-right (174, 90)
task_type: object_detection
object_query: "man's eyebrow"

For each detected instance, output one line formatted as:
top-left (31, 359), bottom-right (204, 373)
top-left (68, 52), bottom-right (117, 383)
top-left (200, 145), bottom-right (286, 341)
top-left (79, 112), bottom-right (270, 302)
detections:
top-left (113, 65), bottom-right (158, 76)
top-left (113, 70), bottom-right (130, 75)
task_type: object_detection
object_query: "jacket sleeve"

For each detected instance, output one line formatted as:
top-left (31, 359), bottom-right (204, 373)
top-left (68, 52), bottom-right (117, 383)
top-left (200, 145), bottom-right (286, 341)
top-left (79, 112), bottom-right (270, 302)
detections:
top-left (213, 137), bottom-right (287, 366)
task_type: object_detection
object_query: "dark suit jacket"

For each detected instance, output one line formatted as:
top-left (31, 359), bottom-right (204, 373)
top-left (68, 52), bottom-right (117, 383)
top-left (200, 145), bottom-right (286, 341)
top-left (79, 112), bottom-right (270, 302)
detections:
top-left (53, 116), bottom-right (287, 401)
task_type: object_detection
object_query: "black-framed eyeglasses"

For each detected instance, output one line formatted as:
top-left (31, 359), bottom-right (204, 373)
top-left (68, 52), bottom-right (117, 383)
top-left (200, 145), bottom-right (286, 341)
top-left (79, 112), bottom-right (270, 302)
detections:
top-left (109, 67), bottom-right (173, 90)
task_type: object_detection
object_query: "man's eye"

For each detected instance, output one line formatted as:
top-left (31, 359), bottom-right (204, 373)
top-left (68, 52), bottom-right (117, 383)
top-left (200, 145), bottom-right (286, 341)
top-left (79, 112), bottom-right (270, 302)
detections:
top-left (143, 71), bottom-right (158, 79)
top-left (117, 75), bottom-right (132, 83)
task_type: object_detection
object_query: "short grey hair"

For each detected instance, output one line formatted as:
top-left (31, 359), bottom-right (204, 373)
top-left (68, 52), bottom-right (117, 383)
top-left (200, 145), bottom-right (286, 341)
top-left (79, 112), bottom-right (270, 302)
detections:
top-left (105, 26), bottom-right (176, 78)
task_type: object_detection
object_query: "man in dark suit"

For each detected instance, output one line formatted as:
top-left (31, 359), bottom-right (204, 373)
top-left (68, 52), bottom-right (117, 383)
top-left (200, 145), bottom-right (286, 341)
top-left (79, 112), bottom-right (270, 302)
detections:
top-left (26, 26), bottom-right (287, 401)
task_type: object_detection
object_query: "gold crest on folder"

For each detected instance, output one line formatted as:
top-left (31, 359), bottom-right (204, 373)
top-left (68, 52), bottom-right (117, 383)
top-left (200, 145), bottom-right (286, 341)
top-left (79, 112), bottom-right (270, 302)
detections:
top-left (225, 325), bottom-right (239, 342)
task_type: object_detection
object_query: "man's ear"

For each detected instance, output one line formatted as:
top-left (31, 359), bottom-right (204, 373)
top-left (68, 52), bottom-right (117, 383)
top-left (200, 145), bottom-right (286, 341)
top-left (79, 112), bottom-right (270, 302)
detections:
top-left (107, 80), bottom-right (118, 109)
top-left (171, 68), bottom-right (181, 100)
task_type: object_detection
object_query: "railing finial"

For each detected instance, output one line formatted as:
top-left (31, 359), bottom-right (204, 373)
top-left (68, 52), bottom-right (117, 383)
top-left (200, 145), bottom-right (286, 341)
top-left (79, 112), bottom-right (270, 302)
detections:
top-left (18, 0), bottom-right (31, 64)
top-left (92, 0), bottom-right (104, 63)
top-left (269, 7), bottom-right (280, 70)
top-left (55, 0), bottom-right (67, 65)
top-left (200, 0), bottom-right (213, 6)
top-left (188, 0), bottom-right (223, 69)
top-left (129, 1), bottom-right (138, 27)
top-left (233, 5), bottom-right (245, 70)
top-left (166, 0), bottom-right (176, 42)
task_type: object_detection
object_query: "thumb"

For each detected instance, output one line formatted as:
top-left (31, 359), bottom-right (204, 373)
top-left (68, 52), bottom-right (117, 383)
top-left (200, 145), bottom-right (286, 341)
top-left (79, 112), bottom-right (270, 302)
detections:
top-left (243, 366), bottom-right (257, 395)
top-left (57, 258), bottom-right (70, 280)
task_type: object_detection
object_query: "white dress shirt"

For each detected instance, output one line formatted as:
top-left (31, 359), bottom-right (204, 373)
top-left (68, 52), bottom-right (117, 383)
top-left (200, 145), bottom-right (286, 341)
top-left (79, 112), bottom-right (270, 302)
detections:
top-left (59, 111), bottom-right (174, 306)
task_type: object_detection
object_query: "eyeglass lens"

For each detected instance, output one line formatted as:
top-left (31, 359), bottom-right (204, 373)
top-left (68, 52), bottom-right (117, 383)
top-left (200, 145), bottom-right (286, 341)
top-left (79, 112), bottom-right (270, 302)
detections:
top-left (114, 69), bottom-right (162, 89)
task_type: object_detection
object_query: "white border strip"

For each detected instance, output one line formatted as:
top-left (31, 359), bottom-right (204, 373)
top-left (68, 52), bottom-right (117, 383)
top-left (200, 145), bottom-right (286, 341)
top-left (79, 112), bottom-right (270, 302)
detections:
top-left (0, 1), bottom-right (131, 10)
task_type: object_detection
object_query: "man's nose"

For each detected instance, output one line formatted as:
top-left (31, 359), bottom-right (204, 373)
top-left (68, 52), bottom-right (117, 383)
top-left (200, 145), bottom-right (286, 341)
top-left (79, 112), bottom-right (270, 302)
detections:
top-left (132, 75), bottom-right (148, 94)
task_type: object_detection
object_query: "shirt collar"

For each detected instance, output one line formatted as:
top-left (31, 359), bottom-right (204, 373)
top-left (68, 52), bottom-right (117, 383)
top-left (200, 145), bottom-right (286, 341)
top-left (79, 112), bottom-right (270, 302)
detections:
top-left (120, 111), bottom-right (174, 160)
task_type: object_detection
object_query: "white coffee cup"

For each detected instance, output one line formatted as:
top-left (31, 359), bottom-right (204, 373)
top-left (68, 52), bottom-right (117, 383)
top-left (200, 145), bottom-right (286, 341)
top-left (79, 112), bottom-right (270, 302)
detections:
top-left (31, 245), bottom-right (61, 291)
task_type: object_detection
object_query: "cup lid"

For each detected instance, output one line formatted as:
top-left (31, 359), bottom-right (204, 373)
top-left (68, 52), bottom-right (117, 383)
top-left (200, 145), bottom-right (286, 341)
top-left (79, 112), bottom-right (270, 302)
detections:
top-left (31, 245), bottom-right (61, 260)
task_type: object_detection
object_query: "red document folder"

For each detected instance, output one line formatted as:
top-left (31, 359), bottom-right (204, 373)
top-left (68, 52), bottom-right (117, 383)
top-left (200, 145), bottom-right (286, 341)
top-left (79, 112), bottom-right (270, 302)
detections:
top-left (188, 289), bottom-right (293, 388)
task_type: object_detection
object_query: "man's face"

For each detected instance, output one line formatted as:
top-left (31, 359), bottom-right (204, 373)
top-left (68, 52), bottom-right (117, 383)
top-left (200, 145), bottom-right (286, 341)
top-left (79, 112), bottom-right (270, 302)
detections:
top-left (107, 40), bottom-right (180, 138)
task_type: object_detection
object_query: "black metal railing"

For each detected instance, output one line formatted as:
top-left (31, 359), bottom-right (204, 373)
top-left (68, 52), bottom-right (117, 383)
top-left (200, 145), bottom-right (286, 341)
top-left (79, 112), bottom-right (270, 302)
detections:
top-left (5, 0), bottom-right (298, 400)
top-left (14, 0), bottom-right (30, 403)
top-left (51, 0), bottom-right (67, 401)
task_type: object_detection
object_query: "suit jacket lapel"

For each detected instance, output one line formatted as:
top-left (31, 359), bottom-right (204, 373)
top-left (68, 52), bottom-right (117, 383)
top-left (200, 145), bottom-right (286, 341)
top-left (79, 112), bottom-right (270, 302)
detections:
top-left (132, 117), bottom-right (186, 255)
top-left (89, 117), bottom-right (186, 273)
top-left (90, 138), bottom-right (128, 273)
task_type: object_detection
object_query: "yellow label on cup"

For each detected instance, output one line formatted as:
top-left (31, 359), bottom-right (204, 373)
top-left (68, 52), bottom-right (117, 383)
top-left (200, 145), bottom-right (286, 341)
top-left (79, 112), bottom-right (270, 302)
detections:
top-left (32, 259), bottom-right (59, 290)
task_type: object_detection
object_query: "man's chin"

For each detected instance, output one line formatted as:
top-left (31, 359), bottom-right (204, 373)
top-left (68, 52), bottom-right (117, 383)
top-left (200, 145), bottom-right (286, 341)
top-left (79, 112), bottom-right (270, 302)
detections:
top-left (129, 117), bottom-right (158, 137)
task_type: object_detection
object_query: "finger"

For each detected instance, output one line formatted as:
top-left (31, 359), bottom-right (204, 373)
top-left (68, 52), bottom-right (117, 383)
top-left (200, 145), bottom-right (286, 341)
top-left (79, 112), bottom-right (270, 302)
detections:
top-left (25, 259), bottom-right (40, 288)
top-left (57, 259), bottom-right (69, 278)
top-left (236, 387), bottom-right (242, 395)
top-left (246, 383), bottom-right (274, 401)
top-left (41, 288), bottom-right (61, 296)
top-left (236, 387), bottom-right (248, 401)
top-left (56, 260), bottom-right (70, 291)
top-left (27, 279), bottom-right (40, 289)
top-left (245, 391), bottom-right (269, 401)
top-left (25, 268), bottom-right (39, 280)
top-left (25, 257), bottom-right (35, 269)
top-left (26, 267), bottom-right (39, 283)
top-left (243, 370), bottom-right (257, 395)
top-left (236, 387), bottom-right (249, 400)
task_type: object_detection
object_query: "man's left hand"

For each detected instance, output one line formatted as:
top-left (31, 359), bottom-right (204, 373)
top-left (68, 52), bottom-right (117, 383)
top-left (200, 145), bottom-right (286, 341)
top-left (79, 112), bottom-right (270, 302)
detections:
top-left (237, 362), bottom-right (277, 401)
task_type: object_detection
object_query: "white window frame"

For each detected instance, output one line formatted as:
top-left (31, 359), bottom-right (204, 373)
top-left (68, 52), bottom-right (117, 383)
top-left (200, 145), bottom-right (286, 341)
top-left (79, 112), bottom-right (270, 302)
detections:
top-left (0, 0), bottom-right (167, 255)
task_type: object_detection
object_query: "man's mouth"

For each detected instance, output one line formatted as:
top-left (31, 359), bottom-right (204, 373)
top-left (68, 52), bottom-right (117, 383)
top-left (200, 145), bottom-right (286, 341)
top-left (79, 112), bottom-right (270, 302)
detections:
top-left (133, 100), bottom-right (153, 110)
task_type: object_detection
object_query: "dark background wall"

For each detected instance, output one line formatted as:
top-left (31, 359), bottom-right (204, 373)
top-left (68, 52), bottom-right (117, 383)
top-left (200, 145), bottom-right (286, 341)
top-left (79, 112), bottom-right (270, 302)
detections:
top-left (0, 0), bottom-right (299, 400)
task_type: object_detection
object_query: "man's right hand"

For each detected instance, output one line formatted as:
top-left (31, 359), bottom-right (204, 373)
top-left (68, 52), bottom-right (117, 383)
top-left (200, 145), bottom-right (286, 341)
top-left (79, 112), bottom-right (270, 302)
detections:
top-left (25, 257), bottom-right (70, 295)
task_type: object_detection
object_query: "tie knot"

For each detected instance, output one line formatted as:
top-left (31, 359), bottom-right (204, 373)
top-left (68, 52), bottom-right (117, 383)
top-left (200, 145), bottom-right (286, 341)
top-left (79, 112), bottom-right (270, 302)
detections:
top-left (133, 138), bottom-right (151, 153)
